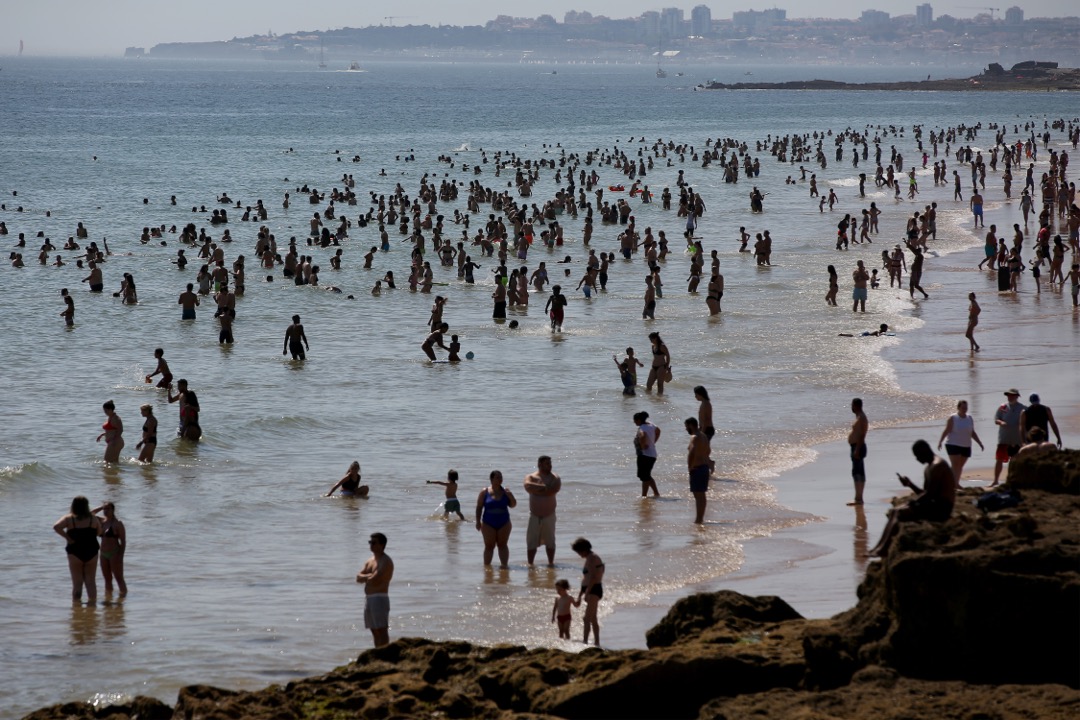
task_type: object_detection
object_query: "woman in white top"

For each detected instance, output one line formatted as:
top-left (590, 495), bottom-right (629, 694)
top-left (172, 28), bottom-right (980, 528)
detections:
top-left (634, 411), bottom-right (661, 498)
top-left (937, 399), bottom-right (985, 484)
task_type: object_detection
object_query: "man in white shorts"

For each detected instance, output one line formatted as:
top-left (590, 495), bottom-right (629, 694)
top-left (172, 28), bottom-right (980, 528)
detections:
top-left (524, 456), bottom-right (561, 566)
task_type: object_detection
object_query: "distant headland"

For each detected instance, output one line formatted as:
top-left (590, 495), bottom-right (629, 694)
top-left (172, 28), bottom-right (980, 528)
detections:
top-left (700, 62), bottom-right (1080, 91)
top-left (127, 8), bottom-right (1080, 66)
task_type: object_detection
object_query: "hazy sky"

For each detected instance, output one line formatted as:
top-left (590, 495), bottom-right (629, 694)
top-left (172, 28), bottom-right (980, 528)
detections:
top-left (1, 0), bottom-right (1074, 56)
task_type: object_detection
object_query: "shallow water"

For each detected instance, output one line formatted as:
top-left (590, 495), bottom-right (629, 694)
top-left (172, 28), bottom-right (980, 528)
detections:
top-left (1, 58), bottom-right (1077, 717)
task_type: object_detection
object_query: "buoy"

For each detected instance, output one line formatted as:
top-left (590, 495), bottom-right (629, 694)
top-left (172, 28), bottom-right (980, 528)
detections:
top-left (465, 351), bottom-right (475, 360)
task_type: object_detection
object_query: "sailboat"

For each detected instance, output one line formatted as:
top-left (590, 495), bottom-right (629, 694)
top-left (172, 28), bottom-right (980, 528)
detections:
top-left (656, 40), bottom-right (667, 78)
top-left (19, 39), bottom-right (24, 57)
top-left (318, 39), bottom-right (327, 69)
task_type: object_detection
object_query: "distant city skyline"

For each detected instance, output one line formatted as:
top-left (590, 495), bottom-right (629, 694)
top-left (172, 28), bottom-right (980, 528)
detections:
top-left (1, 0), bottom-right (1074, 56)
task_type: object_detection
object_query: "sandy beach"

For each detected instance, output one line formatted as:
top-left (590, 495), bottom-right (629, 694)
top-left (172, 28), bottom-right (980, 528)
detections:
top-left (605, 188), bottom-right (1080, 649)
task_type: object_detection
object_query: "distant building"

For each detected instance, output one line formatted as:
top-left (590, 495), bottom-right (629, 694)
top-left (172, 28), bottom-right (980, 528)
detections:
top-left (640, 10), bottom-right (661, 38)
top-left (860, 9), bottom-right (891, 26)
top-left (660, 7), bottom-right (685, 38)
top-left (916, 3), bottom-right (933, 26)
top-left (691, 5), bottom-right (713, 36)
top-left (1005, 6), bottom-right (1024, 24)
top-left (732, 8), bottom-right (787, 33)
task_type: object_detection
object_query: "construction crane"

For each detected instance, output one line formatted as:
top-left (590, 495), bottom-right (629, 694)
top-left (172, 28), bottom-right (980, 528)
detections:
top-left (383, 16), bottom-right (416, 26)
top-left (958, 6), bottom-right (1001, 20)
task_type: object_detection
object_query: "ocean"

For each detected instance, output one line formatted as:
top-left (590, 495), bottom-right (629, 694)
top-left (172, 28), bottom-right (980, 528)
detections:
top-left (0, 57), bottom-right (1077, 718)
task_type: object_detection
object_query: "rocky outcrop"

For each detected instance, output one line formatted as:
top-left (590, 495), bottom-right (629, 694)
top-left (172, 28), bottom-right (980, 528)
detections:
top-left (701, 66), bottom-right (1080, 91)
top-left (23, 452), bottom-right (1080, 720)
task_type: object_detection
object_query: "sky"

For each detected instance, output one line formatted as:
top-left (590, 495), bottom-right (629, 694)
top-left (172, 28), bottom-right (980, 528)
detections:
top-left (0, 0), bottom-right (1075, 56)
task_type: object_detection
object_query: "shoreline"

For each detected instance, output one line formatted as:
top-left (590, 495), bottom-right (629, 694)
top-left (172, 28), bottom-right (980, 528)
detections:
top-left (606, 181), bottom-right (1080, 647)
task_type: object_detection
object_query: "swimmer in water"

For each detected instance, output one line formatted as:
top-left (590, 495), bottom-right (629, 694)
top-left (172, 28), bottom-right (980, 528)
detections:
top-left (326, 461), bottom-right (369, 497)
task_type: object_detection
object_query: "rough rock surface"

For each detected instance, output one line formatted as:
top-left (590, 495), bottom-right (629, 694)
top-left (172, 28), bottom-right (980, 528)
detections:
top-left (23, 452), bottom-right (1079, 720)
top-left (702, 65), bottom-right (1080, 91)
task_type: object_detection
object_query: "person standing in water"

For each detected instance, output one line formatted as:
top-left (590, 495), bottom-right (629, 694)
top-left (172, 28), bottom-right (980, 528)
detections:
top-left (135, 404), bottom-right (157, 463)
top-left (356, 532), bottom-right (394, 648)
top-left (92, 501), bottom-right (127, 597)
top-left (684, 417), bottom-right (712, 524)
top-left (633, 411), bottom-right (661, 497)
top-left (847, 398), bottom-right (869, 506)
top-left (524, 456), bottom-right (561, 566)
top-left (476, 470), bottom-right (517, 568)
top-left (97, 401), bottom-right (124, 464)
top-left (53, 496), bottom-right (102, 603)
top-left (645, 332), bottom-right (670, 394)
top-left (965, 292), bottom-right (981, 353)
top-left (283, 314), bottom-right (309, 360)
top-left (573, 537), bottom-right (605, 646)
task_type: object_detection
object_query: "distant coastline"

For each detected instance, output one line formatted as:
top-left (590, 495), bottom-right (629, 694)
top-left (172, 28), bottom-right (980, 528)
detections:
top-left (701, 62), bottom-right (1080, 91)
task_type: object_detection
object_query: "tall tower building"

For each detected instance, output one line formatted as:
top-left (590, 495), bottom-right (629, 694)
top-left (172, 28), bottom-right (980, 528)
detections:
top-left (691, 5), bottom-right (713, 36)
top-left (916, 3), bottom-right (933, 26)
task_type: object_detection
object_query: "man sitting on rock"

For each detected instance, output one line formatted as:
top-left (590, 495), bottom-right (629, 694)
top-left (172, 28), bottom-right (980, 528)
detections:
top-left (870, 440), bottom-right (956, 558)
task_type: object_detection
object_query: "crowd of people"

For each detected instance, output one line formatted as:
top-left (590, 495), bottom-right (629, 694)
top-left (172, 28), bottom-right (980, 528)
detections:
top-left (23, 115), bottom-right (1077, 650)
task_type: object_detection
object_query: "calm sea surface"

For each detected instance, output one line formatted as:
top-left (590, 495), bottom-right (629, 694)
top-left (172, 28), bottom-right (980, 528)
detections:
top-left (1, 58), bottom-right (1076, 717)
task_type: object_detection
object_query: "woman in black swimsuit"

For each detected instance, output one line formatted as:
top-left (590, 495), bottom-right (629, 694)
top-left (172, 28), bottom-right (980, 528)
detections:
top-left (645, 332), bottom-right (671, 395)
top-left (93, 501), bottom-right (127, 596)
top-left (53, 496), bottom-right (102, 603)
top-left (573, 537), bottom-right (605, 646)
top-left (136, 404), bottom-right (158, 463)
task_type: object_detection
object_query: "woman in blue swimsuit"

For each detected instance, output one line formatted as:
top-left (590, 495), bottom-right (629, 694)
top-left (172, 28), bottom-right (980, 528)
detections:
top-left (475, 470), bottom-right (517, 568)
top-left (53, 496), bottom-right (102, 603)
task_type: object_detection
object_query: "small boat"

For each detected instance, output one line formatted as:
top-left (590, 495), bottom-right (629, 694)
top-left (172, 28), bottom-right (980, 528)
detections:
top-left (347, 62), bottom-right (363, 72)
top-left (656, 67), bottom-right (668, 79)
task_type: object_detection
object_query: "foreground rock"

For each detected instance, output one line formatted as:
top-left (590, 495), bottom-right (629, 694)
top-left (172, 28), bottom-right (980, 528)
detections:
top-left (701, 62), bottom-right (1080, 92)
top-left (24, 451), bottom-right (1080, 719)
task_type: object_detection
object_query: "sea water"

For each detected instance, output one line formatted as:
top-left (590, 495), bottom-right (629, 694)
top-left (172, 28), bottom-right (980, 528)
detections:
top-left (0, 58), bottom-right (1076, 717)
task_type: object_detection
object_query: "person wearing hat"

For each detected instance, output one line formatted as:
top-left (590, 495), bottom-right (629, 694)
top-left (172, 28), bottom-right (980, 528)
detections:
top-left (992, 389), bottom-right (1026, 486)
top-left (1021, 394), bottom-right (1062, 449)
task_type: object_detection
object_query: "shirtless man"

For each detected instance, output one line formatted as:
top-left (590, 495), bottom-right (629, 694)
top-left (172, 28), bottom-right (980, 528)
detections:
top-left (524, 456), bottom-right (561, 566)
top-left (421, 323), bottom-right (449, 361)
top-left (852, 260), bottom-right (869, 313)
top-left (848, 398), bottom-right (869, 506)
top-left (178, 283), bottom-right (199, 320)
top-left (283, 314), bottom-right (309, 360)
top-left (82, 261), bottom-right (103, 292)
top-left (355, 533), bottom-right (394, 648)
top-left (868, 440), bottom-right (955, 557)
top-left (684, 417), bottom-right (712, 524)
top-left (970, 189), bottom-right (984, 228)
